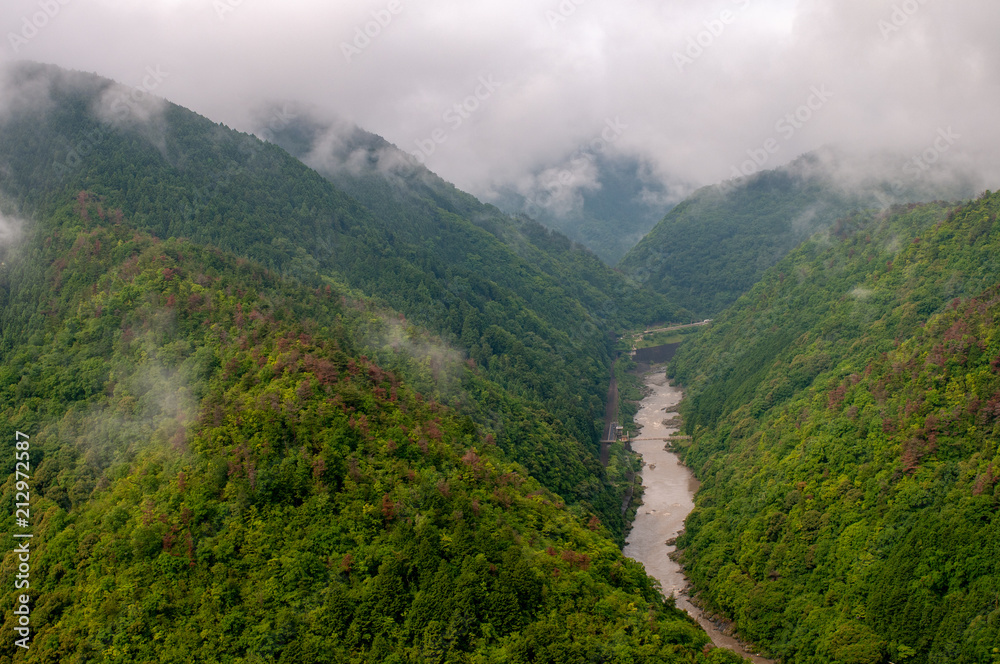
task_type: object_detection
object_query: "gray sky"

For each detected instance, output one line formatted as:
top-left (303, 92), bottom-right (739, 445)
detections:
top-left (2, 0), bottom-right (998, 202)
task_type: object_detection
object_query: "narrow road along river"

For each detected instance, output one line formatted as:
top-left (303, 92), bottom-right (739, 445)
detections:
top-left (622, 371), bottom-right (774, 664)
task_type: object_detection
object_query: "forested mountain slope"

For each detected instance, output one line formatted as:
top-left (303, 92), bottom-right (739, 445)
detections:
top-left (618, 151), bottom-right (977, 318)
top-left (0, 198), bottom-right (727, 662)
top-left (260, 110), bottom-right (665, 311)
top-left (670, 192), bottom-right (1000, 662)
top-left (0, 61), bottom-right (678, 536)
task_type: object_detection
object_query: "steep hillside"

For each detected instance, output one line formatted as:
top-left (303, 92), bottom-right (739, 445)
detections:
top-left (0, 61), bottom-right (679, 535)
top-left (263, 110), bottom-right (673, 265)
top-left (670, 192), bottom-right (1000, 662)
top-left (618, 151), bottom-right (977, 318)
top-left (259, 109), bottom-right (670, 308)
top-left (0, 199), bottom-right (725, 662)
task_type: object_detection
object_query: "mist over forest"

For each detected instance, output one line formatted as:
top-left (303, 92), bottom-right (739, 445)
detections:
top-left (1, 2), bottom-right (998, 662)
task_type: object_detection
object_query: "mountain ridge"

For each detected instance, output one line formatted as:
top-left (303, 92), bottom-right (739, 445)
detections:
top-left (668, 191), bottom-right (1000, 662)
top-left (618, 148), bottom-right (980, 318)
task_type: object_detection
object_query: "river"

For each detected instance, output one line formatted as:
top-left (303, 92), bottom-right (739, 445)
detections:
top-left (622, 371), bottom-right (774, 664)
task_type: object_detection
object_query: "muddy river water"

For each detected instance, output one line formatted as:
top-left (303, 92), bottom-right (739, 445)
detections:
top-left (622, 372), bottom-right (774, 664)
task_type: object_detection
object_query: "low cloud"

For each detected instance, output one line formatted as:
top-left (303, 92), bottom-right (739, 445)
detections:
top-left (851, 286), bottom-right (873, 300)
top-left (91, 75), bottom-right (169, 130)
top-left (0, 0), bottom-right (997, 209)
top-left (0, 211), bottom-right (23, 247)
top-left (514, 153), bottom-right (603, 219)
top-left (334, 294), bottom-right (471, 404)
top-left (0, 61), bottom-right (55, 120)
top-left (305, 120), bottom-right (419, 180)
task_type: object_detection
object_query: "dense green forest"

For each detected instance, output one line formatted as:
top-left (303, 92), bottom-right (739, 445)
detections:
top-left (0, 61), bottom-right (682, 536)
top-left (262, 109), bottom-right (671, 339)
top-left (11, 58), bottom-right (1000, 664)
top-left (670, 192), bottom-right (1000, 662)
top-left (0, 195), bottom-right (750, 662)
top-left (617, 151), bottom-right (977, 318)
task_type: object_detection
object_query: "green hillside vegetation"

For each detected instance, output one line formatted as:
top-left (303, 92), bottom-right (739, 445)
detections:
top-left (670, 192), bottom-right (1000, 662)
top-left (0, 61), bottom-right (681, 537)
top-left (0, 199), bottom-right (733, 663)
top-left (264, 112), bottom-right (668, 322)
top-left (617, 151), bottom-right (976, 318)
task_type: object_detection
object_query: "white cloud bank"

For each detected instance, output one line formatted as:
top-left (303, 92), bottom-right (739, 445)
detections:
top-left (1, 0), bottom-right (997, 204)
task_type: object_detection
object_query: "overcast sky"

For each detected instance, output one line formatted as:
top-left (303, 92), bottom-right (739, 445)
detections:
top-left (2, 0), bottom-right (998, 202)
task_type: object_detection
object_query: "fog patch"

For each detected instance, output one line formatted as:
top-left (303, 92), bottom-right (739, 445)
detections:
top-left (248, 103), bottom-right (441, 204)
top-left (91, 76), bottom-right (171, 157)
top-left (93, 81), bottom-right (168, 129)
top-left (0, 61), bottom-right (56, 121)
top-left (41, 352), bottom-right (199, 503)
top-left (382, 315), bottom-right (466, 396)
top-left (850, 286), bottom-right (873, 300)
top-left (790, 205), bottom-right (821, 237)
top-left (516, 154), bottom-right (602, 219)
top-left (352, 310), bottom-right (468, 404)
top-left (797, 145), bottom-right (982, 209)
top-left (884, 235), bottom-right (902, 255)
top-left (0, 211), bottom-right (24, 247)
top-left (306, 121), bottom-right (418, 179)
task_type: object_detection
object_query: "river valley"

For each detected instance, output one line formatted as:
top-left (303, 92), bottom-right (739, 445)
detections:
top-left (622, 371), bottom-right (774, 664)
